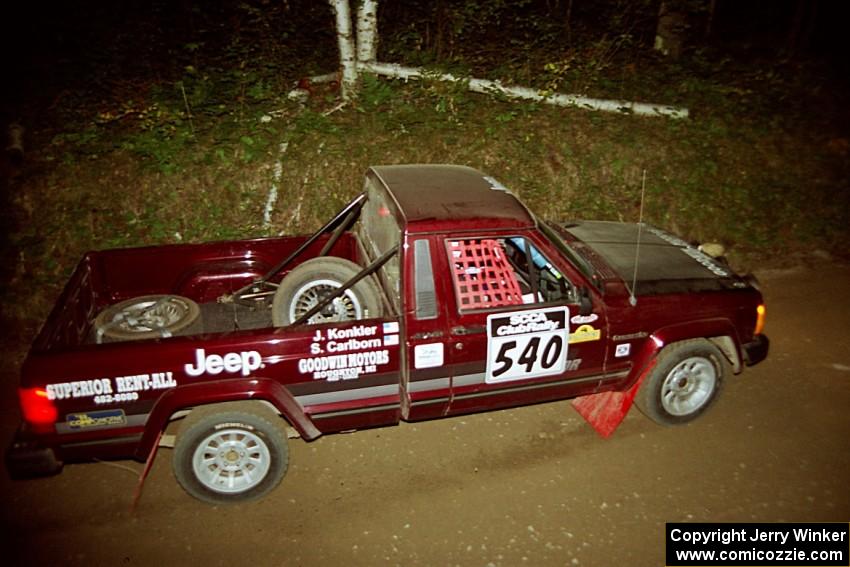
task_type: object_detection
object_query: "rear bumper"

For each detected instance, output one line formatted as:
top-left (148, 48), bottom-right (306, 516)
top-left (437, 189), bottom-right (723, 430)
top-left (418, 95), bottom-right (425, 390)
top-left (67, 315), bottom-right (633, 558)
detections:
top-left (5, 429), bottom-right (63, 479)
top-left (743, 334), bottom-right (769, 366)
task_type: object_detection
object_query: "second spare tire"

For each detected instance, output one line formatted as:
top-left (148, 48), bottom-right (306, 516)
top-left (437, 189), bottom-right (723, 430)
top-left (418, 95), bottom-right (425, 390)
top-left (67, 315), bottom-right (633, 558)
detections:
top-left (272, 257), bottom-right (383, 326)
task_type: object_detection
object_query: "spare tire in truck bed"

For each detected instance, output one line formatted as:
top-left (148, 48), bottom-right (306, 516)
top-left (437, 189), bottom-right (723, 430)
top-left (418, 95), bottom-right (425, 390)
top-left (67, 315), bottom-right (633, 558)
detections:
top-left (272, 257), bottom-right (383, 326)
top-left (93, 294), bottom-right (201, 342)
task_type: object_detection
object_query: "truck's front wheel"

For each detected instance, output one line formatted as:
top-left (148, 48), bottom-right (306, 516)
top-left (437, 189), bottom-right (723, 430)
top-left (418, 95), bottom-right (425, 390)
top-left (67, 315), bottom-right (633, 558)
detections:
top-left (635, 339), bottom-right (728, 425)
top-left (173, 403), bottom-right (289, 504)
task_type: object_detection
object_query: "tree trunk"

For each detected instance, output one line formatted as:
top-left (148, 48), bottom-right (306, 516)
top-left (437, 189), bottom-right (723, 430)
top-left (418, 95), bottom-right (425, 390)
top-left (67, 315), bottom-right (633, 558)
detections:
top-left (356, 0), bottom-right (379, 63)
top-left (654, 1), bottom-right (688, 59)
top-left (328, 0), bottom-right (358, 100)
top-left (358, 61), bottom-right (689, 119)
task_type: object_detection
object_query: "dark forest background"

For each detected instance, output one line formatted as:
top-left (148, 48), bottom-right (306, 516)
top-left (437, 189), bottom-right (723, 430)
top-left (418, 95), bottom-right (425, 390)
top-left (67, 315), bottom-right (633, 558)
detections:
top-left (1, 0), bottom-right (848, 324)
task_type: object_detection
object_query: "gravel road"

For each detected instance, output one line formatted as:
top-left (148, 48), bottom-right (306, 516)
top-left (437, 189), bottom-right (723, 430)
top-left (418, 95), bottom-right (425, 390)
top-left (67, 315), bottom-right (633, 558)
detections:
top-left (2, 264), bottom-right (848, 566)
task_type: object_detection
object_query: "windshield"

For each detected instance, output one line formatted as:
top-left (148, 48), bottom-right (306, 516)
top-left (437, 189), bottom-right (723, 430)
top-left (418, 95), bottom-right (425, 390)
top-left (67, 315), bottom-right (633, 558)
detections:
top-left (537, 217), bottom-right (595, 279)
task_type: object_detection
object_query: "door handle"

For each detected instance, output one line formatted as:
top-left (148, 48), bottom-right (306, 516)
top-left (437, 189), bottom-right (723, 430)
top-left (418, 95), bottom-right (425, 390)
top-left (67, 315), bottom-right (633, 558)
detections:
top-left (451, 325), bottom-right (485, 335)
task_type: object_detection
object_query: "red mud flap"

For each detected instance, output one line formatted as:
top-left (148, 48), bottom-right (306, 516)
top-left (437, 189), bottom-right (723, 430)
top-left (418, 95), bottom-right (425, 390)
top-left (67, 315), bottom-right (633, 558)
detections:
top-left (571, 361), bottom-right (656, 438)
top-left (131, 430), bottom-right (162, 513)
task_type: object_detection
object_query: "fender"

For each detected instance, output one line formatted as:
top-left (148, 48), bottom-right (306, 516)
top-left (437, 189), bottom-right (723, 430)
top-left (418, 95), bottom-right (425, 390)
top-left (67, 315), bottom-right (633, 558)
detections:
top-left (134, 377), bottom-right (321, 461)
top-left (572, 318), bottom-right (741, 437)
top-left (625, 317), bottom-right (742, 390)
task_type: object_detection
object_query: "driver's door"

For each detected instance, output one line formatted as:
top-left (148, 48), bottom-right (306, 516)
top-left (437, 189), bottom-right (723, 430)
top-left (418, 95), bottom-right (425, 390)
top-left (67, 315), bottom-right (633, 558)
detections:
top-left (440, 232), bottom-right (608, 415)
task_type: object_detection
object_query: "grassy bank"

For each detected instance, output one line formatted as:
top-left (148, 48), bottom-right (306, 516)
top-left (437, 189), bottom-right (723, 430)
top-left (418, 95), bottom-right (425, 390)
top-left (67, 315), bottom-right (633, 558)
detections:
top-left (4, 61), bottom-right (849, 324)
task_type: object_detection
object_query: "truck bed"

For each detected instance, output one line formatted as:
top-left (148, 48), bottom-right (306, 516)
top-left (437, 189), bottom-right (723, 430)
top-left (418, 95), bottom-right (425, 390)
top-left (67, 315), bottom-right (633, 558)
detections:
top-left (83, 301), bottom-right (274, 344)
top-left (33, 233), bottom-right (360, 352)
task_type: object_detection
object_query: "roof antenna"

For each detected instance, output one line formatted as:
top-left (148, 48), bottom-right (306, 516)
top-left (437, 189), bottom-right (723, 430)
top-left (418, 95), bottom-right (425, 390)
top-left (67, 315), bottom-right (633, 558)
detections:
top-left (629, 170), bottom-right (647, 307)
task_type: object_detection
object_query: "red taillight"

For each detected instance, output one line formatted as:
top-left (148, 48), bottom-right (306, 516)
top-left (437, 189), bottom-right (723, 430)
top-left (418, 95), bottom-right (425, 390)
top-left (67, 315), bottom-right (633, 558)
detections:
top-left (19, 387), bottom-right (58, 426)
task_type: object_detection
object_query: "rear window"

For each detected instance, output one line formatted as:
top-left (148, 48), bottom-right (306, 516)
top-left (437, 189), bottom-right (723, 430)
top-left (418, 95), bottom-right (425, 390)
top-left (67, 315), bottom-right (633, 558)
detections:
top-left (360, 178), bottom-right (402, 308)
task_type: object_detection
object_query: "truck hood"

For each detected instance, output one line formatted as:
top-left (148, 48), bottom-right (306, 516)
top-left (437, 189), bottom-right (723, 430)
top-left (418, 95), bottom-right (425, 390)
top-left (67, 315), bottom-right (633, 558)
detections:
top-left (560, 221), bottom-right (744, 294)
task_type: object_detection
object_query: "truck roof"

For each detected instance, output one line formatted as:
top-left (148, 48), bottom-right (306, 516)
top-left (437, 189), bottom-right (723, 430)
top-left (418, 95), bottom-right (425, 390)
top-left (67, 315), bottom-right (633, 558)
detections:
top-left (368, 165), bottom-right (536, 234)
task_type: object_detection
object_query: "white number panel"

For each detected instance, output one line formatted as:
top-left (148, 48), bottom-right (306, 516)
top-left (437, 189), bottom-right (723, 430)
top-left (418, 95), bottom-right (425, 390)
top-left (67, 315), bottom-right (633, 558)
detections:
top-left (485, 306), bottom-right (569, 384)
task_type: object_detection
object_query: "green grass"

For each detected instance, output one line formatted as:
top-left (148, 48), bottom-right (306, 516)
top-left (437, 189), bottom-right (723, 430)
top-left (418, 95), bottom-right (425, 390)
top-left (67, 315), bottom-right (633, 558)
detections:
top-left (5, 65), bottom-right (849, 322)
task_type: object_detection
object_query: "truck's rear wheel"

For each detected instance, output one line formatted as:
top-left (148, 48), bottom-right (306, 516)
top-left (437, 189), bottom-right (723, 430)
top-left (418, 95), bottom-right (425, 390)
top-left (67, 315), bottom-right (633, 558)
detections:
top-left (93, 294), bottom-right (200, 342)
top-left (173, 403), bottom-right (289, 504)
top-left (272, 257), bottom-right (382, 326)
top-left (635, 339), bottom-right (728, 425)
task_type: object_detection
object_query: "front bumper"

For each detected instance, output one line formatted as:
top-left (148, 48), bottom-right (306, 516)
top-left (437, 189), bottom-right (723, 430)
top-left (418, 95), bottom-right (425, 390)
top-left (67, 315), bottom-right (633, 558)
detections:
top-left (743, 334), bottom-right (769, 366)
top-left (5, 429), bottom-right (63, 479)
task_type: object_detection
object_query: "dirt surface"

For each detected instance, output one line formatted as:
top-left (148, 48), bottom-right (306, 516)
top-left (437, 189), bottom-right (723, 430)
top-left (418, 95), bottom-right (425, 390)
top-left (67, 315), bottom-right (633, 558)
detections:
top-left (1, 264), bottom-right (848, 566)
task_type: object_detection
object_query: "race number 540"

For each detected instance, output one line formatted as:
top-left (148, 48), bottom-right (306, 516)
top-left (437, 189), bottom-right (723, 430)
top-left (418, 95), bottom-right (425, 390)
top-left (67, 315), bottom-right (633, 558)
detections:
top-left (485, 307), bottom-right (569, 384)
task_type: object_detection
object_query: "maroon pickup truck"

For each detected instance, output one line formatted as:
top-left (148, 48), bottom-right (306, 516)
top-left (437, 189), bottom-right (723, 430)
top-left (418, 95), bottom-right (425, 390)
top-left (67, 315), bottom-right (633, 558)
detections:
top-left (6, 165), bottom-right (768, 504)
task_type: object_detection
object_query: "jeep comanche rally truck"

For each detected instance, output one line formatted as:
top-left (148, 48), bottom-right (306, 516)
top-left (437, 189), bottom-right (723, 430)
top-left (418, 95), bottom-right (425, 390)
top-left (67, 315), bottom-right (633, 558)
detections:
top-left (6, 165), bottom-right (768, 504)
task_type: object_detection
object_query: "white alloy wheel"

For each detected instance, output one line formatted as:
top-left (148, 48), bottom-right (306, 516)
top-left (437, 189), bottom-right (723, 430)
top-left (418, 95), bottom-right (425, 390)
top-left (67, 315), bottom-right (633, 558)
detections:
top-left (635, 339), bottom-right (728, 426)
top-left (191, 427), bottom-right (272, 494)
top-left (659, 356), bottom-right (717, 416)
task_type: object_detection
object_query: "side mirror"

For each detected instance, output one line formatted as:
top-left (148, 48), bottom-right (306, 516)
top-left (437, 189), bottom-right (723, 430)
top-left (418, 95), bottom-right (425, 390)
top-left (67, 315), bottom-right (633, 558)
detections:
top-left (578, 287), bottom-right (593, 316)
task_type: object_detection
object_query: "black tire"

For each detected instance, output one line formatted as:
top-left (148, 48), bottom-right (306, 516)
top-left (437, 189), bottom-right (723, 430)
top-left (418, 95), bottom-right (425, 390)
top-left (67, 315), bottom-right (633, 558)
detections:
top-left (634, 339), bottom-right (729, 426)
top-left (93, 294), bottom-right (201, 342)
top-left (172, 403), bottom-right (289, 504)
top-left (272, 257), bottom-right (383, 326)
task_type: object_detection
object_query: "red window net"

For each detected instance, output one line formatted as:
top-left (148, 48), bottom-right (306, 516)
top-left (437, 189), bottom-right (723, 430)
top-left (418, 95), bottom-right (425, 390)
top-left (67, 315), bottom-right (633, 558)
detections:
top-left (448, 239), bottom-right (523, 310)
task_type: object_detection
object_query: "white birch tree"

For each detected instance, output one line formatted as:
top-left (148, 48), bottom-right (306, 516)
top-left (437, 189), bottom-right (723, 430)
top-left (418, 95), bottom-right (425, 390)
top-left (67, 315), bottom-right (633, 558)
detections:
top-left (328, 0), bottom-right (358, 100)
top-left (356, 0), bottom-right (379, 63)
top-left (319, 0), bottom-right (687, 118)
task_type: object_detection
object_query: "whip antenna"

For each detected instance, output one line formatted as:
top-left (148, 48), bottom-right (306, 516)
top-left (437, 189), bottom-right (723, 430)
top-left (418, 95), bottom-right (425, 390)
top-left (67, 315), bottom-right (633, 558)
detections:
top-left (629, 170), bottom-right (647, 306)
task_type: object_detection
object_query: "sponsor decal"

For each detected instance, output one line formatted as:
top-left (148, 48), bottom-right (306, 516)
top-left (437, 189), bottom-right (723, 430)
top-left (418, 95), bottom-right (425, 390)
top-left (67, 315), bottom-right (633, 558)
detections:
top-left (298, 350), bottom-right (390, 381)
top-left (647, 226), bottom-right (731, 277)
top-left (569, 324), bottom-right (601, 344)
top-left (383, 334), bottom-right (399, 346)
top-left (326, 337), bottom-right (382, 352)
top-left (493, 311), bottom-right (561, 336)
top-left (67, 409), bottom-right (126, 429)
top-left (565, 358), bottom-right (583, 372)
top-left (310, 324), bottom-right (391, 355)
top-left (115, 372), bottom-right (177, 392)
top-left (485, 307), bottom-right (569, 384)
top-left (47, 372), bottom-right (178, 404)
top-left (47, 346), bottom-right (269, 406)
top-left (570, 314), bottom-right (599, 325)
top-left (612, 332), bottom-right (648, 341)
top-left (184, 349), bottom-right (262, 377)
top-left (382, 321), bottom-right (400, 347)
top-left (414, 343), bottom-right (444, 369)
top-left (47, 379), bottom-right (113, 401)
top-left (303, 323), bottom-right (397, 380)
top-left (383, 322), bottom-right (400, 334)
top-left (615, 344), bottom-right (631, 358)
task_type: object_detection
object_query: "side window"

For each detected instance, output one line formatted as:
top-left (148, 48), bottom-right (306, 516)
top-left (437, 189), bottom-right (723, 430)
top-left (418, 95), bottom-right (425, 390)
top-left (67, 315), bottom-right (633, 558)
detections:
top-left (502, 237), bottom-right (574, 303)
top-left (447, 239), bottom-right (524, 311)
top-left (413, 239), bottom-right (438, 319)
top-left (447, 237), bottom-right (573, 312)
